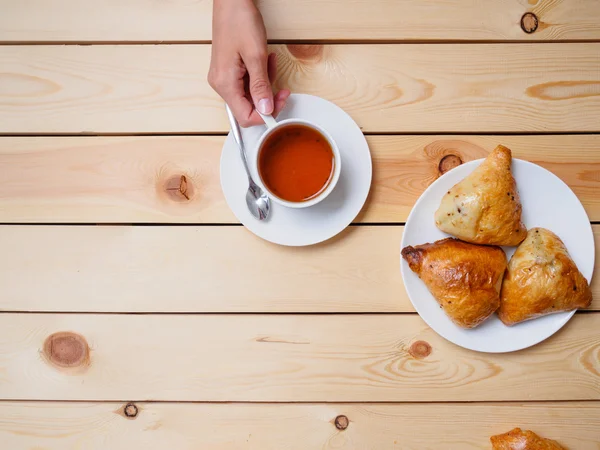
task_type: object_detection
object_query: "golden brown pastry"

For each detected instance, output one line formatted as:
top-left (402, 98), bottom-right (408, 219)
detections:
top-left (401, 238), bottom-right (506, 328)
top-left (434, 145), bottom-right (527, 246)
top-left (499, 228), bottom-right (592, 326)
top-left (491, 428), bottom-right (566, 449)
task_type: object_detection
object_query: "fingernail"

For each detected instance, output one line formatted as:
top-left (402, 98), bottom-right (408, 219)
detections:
top-left (257, 98), bottom-right (273, 115)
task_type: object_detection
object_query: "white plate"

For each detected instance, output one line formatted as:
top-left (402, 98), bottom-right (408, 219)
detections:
top-left (401, 159), bottom-right (595, 353)
top-left (220, 94), bottom-right (372, 246)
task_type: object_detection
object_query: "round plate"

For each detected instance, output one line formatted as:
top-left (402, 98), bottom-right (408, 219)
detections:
top-left (401, 159), bottom-right (595, 353)
top-left (221, 94), bottom-right (372, 246)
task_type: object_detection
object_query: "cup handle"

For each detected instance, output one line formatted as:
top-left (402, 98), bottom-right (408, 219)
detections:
top-left (257, 112), bottom-right (278, 129)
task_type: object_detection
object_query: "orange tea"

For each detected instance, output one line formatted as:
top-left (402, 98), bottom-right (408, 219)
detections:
top-left (258, 124), bottom-right (335, 203)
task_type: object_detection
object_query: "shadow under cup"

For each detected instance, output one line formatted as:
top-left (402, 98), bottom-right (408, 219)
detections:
top-left (256, 120), bottom-right (341, 209)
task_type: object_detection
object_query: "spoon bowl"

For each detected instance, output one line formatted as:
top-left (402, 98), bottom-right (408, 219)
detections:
top-left (246, 179), bottom-right (270, 220)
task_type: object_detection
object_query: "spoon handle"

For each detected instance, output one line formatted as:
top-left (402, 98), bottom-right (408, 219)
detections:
top-left (225, 104), bottom-right (253, 181)
top-left (257, 112), bottom-right (278, 129)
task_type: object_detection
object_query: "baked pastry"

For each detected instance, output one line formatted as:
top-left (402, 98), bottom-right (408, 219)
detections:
top-left (434, 145), bottom-right (527, 246)
top-left (499, 228), bottom-right (592, 325)
top-left (491, 428), bottom-right (566, 449)
top-left (401, 238), bottom-right (507, 328)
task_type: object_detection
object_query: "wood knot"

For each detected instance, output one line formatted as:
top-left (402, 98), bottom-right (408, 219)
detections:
top-left (438, 154), bottom-right (463, 175)
top-left (408, 340), bottom-right (432, 359)
top-left (164, 174), bottom-right (194, 202)
top-left (521, 12), bottom-right (539, 33)
top-left (124, 403), bottom-right (139, 419)
top-left (43, 332), bottom-right (90, 369)
top-left (286, 45), bottom-right (324, 63)
top-left (334, 415), bottom-right (349, 430)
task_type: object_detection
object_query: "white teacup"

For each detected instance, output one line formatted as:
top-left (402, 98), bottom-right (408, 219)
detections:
top-left (254, 114), bottom-right (341, 209)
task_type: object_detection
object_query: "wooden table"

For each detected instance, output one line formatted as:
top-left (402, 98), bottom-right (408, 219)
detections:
top-left (1, 1), bottom-right (599, 448)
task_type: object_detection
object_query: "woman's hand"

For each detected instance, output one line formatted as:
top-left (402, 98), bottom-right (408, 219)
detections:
top-left (208, 0), bottom-right (290, 127)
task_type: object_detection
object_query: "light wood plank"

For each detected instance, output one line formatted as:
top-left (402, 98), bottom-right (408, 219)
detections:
top-left (1, 44), bottom-right (600, 133)
top-left (0, 402), bottom-right (598, 450)
top-left (1, 0), bottom-right (600, 42)
top-left (0, 226), bottom-right (404, 312)
top-left (0, 136), bottom-right (230, 223)
top-left (1, 225), bottom-right (598, 313)
top-left (1, 135), bottom-right (599, 223)
top-left (0, 313), bottom-right (598, 401)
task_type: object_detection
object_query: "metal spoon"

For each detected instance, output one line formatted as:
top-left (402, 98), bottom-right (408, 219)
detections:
top-left (225, 104), bottom-right (271, 221)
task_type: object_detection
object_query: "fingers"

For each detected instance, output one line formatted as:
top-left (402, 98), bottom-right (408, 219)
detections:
top-left (208, 52), bottom-right (290, 128)
top-left (267, 52), bottom-right (277, 83)
top-left (237, 53), bottom-right (289, 127)
top-left (226, 95), bottom-right (256, 128)
top-left (266, 54), bottom-right (289, 119)
top-left (273, 89), bottom-right (291, 116)
top-left (209, 68), bottom-right (256, 127)
top-left (268, 53), bottom-right (290, 116)
top-left (245, 50), bottom-right (274, 116)
top-left (221, 90), bottom-right (290, 128)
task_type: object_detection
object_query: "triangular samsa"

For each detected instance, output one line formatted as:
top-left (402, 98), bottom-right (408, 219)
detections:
top-left (434, 145), bottom-right (527, 246)
top-left (402, 238), bottom-right (507, 328)
top-left (499, 228), bottom-right (592, 326)
top-left (491, 428), bottom-right (566, 450)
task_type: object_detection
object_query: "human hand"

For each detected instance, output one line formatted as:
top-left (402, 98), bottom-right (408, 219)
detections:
top-left (208, 0), bottom-right (290, 127)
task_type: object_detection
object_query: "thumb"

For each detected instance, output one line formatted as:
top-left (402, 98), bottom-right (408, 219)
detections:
top-left (246, 54), bottom-right (274, 115)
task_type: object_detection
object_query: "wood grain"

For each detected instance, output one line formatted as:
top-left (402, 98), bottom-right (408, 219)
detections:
top-left (0, 225), bottom-right (598, 313)
top-left (0, 402), bottom-right (598, 450)
top-left (1, 135), bottom-right (599, 223)
top-left (1, 44), bottom-right (600, 133)
top-left (0, 136), bottom-right (230, 223)
top-left (0, 313), bottom-right (599, 402)
top-left (0, 225), bottom-right (403, 312)
top-left (3, 1), bottom-right (598, 444)
top-left (1, 0), bottom-right (600, 42)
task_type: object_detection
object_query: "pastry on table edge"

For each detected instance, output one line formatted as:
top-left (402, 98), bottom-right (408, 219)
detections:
top-left (434, 144), bottom-right (527, 246)
top-left (490, 427), bottom-right (566, 449)
top-left (402, 238), bottom-right (507, 329)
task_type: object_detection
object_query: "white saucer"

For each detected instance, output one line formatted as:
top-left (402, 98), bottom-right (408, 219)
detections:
top-left (220, 94), bottom-right (372, 246)
top-left (401, 159), bottom-right (595, 353)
